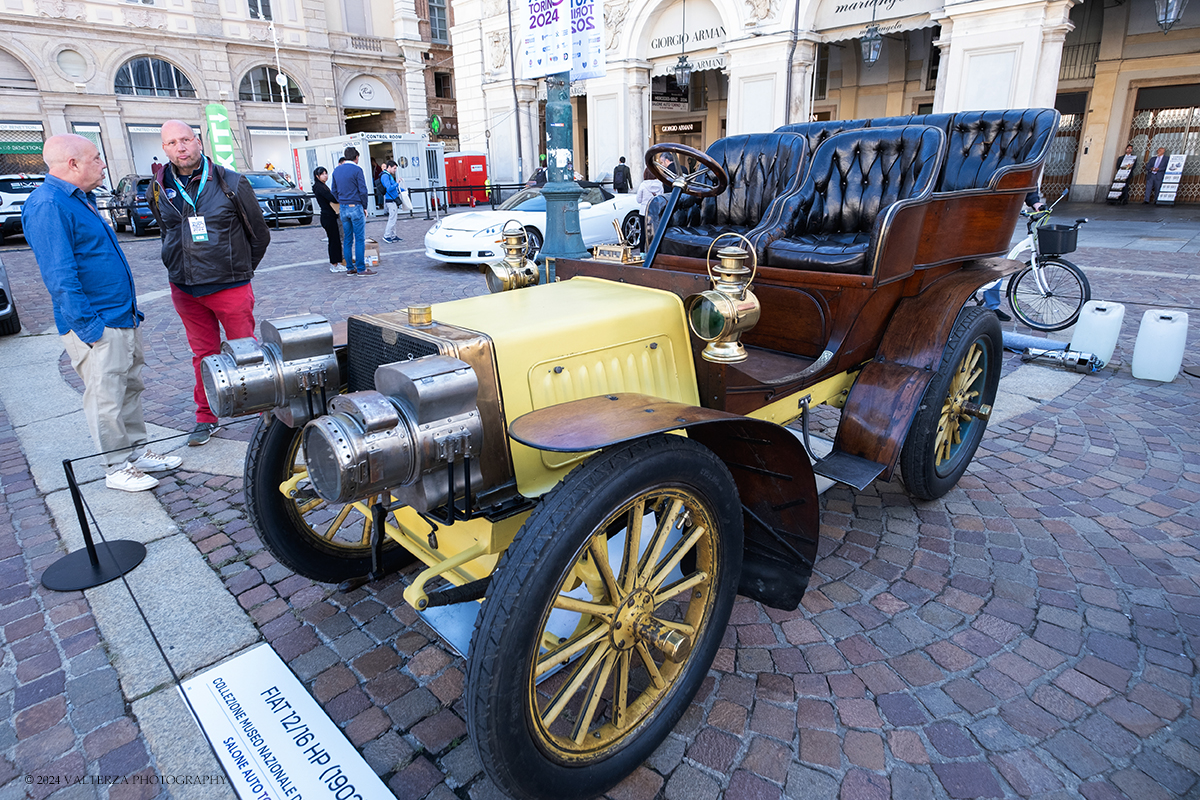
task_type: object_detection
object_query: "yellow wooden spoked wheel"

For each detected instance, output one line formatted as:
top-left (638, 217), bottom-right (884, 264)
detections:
top-left (468, 435), bottom-right (742, 800)
top-left (529, 489), bottom-right (716, 757)
top-left (244, 413), bottom-right (411, 583)
top-left (934, 341), bottom-right (986, 469)
top-left (900, 306), bottom-right (1001, 501)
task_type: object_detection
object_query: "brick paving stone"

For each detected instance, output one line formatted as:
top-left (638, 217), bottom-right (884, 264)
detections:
top-left (797, 728), bottom-right (840, 769)
top-left (931, 761), bottom-right (1004, 799)
top-left (1054, 669), bottom-right (1114, 706)
top-left (726, 769), bottom-right (782, 800)
top-left (739, 736), bottom-right (792, 783)
top-left (843, 730), bottom-right (884, 769)
top-left (608, 766), bottom-right (665, 800)
top-left (1102, 697), bottom-right (1168, 737)
top-left (687, 727), bottom-right (741, 773)
top-left (411, 708), bottom-right (466, 754)
top-left (989, 750), bottom-right (1064, 797)
top-left (838, 769), bottom-right (888, 800)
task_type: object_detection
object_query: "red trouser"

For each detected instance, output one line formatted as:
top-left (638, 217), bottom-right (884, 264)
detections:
top-left (171, 283), bottom-right (256, 423)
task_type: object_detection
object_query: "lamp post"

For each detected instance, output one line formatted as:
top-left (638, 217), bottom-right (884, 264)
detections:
top-left (537, 71), bottom-right (590, 274)
top-left (1154, 0), bottom-right (1190, 32)
top-left (268, 21), bottom-right (293, 175)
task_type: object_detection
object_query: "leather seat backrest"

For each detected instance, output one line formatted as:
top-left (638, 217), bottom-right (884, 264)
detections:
top-left (868, 113), bottom-right (955, 136)
top-left (793, 125), bottom-right (946, 235)
top-left (938, 108), bottom-right (1058, 192)
top-left (775, 120), bottom-right (871, 160)
top-left (691, 133), bottom-right (808, 227)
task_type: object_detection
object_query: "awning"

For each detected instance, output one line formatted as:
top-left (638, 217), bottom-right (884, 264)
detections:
top-left (814, 0), bottom-right (940, 41)
top-left (651, 51), bottom-right (725, 77)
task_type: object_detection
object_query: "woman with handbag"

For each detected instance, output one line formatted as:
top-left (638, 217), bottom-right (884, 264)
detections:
top-left (313, 167), bottom-right (345, 273)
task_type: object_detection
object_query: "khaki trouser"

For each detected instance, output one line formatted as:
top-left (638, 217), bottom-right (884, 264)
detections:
top-left (62, 327), bottom-right (148, 469)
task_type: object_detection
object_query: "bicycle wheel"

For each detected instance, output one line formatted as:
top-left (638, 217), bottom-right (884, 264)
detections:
top-left (1006, 257), bottom-right (1091, 332)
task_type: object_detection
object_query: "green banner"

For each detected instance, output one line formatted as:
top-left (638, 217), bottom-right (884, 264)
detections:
top-left (0, 142), bottom-right (43, 155)
top-left (205, 103), bottom-right (238, 170)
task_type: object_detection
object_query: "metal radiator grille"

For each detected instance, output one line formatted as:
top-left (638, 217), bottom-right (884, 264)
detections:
top-left (346, 317), bottom-right (441, 392)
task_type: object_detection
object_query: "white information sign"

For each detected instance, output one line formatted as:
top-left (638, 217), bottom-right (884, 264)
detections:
top-left (520, 0), bottom-right (606, 81)
top-left (1106, 154), bottom-right (1136, 202)
top-left (180, 644), bottom-right (389, 800)
top-left (1157, 154), bottom-right (1187, 204)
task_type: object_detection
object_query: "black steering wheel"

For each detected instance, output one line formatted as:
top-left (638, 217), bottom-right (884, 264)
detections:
top-left (646, 143), bottom-right (729, 198)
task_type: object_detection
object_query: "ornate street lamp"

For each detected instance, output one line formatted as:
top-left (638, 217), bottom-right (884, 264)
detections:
top-left (1154, 0), bottom-right (1190, 32)
top-left (860, 25), bottom-right (883, 68)
top-left (675, 0), bottom-right (692, 88)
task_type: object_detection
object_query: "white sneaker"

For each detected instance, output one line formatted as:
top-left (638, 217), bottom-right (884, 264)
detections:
top-left (329, 265), bottom-right (344, 273)
top-left (131, 449), bottom-right (183, 472)
top-left (106, 464), bottom-right (159, 492)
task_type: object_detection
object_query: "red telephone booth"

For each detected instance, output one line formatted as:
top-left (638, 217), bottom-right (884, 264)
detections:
top-left (444, 152), bottom-right (489, 206)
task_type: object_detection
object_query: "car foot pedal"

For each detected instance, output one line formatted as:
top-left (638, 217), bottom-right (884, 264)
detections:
top-left (813, 450), bottom-right (887, 491)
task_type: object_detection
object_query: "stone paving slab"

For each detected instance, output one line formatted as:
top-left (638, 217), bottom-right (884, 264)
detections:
top-left (2, 206), bottom-right (1198, 800)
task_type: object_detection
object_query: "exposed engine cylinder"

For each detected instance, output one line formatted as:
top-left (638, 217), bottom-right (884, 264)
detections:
top-left (302, 355), bottom-right (484, 510)
top-left (200, 315), bottom-right (339, 427)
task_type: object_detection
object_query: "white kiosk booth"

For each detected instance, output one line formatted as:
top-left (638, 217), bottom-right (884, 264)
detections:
top-left (291, 132), bottom-right (445, 215)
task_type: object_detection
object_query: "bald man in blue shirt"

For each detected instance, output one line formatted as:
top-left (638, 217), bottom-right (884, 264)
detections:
top-left (23, 134), bottom-right (182, 491)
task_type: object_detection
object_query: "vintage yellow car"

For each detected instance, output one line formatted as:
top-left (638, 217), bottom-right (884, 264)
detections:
top-left (203, 108), bottom-right (1058, 800)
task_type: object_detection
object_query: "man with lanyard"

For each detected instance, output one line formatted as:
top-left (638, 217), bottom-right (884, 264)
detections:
top-left (152, 119), bottom-right (271, 446)
top-left (23, 134), bottom-right (183, 491)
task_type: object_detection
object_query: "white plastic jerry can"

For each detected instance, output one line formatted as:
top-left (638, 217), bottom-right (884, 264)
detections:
top-left (1131, 310), bottom-right (1189, 382)
top-left (1070, 301), bottom-right (1126, 367)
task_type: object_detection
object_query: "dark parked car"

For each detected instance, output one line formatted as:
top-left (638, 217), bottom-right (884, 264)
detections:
top-left (112, 174), bottom-right (159, 236)
top-left (0, 256), bottom-right (20, 335)
top-left (0, 174), bottom-right (45, 245)
top-left (243, 171), bottom-right (312, 226)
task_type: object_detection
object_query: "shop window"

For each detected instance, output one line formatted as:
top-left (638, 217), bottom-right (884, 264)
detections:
top-left (248, 0), bottom-right (272, 20)
top-left (925, 31), bottom-right (941, 92)
top-left (114, 57), bottom-right (196, 98)
top-left (429, 0), bottom-right (448, 43)
top-left (814, 44), bottom-right (829, 102)
top-left (435, 72), bottom-right (453, 98)
top-left (239, 66), bottom-right (304, 103)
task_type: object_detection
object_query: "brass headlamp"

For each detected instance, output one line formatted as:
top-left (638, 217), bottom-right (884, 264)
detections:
top-left (484, 220), bottom-right (539, 293)
top-left (684, 234), bottom-right (761, 363)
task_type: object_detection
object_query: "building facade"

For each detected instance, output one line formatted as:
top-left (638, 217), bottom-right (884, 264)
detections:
top-left (0, 0), bottom-right (457, 181)
top-left (450, 0), bottom-right (1200, 203)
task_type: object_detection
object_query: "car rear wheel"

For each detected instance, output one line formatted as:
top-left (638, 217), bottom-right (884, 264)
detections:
top-left (131, 216), bottom-right (146, 237)
top-left (0, 309), bottom-right (19, 336)
top-left (468, 435), bottom-right (742, 800)
top-left (900, 306), bottom-right (1001, 500)
top-left (115, 220), bottom-right (127, 232)
top-left (621, 212), bottom-right (642, 248)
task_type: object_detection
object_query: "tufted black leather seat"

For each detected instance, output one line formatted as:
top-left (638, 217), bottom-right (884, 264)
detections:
top-left (936, 109), bottom-right (1057, 192)
top-left (646, 133), bottom-right (807, 261)
top-left (764, 126), bottom-right (946, 274)
top-left (776, 109), bottom-right (1057, 195)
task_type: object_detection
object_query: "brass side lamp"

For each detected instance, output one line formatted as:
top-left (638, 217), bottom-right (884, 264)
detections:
top-left (684, 234), bottom-right (761, 363)
top-left (484, 220), bottom-right (539, 293)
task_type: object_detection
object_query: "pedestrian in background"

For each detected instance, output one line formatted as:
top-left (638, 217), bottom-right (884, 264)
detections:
top-left (24, 134), bottom-right (182, 491)
top-left (1144, 147), bottom-right (1168, 203)
top-left (151, 119), bottom-right (272, 447)
top-left (332, 147), bottom-right (375, 276)
top-left (635, 167), bottom-right (663, 253)
top-left (612, 156), bottom-right (632, 193)
top-left (380, 159), bottom-right (406, 243)
top-left (313, 166), bottom-right (344, 273)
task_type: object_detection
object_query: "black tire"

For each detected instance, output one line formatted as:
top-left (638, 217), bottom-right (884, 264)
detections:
top-left (115, 220), bottom-right (127, 233)
top-left (468, 435), bottom-right (743, 800)
top-left (131, 216), bottom-right (146, 237)
top-left (621, 212), bottom-right (643, 248)
top-left (244, 413), bottom-right (413, 583)
top-left (1006, 257), bottom-right (1090, 332)
top-left (900, 306), bottom-right (1002, 501)
top-left (0, 310), bottom-right (19, 336)
top-left (298, 214), bottom-right (313, 226)
top-left (524, 227), bottom-right (543, 260)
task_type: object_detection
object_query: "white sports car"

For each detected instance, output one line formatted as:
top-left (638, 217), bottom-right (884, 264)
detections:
top-left (424, 182), bottom-right (643, 264)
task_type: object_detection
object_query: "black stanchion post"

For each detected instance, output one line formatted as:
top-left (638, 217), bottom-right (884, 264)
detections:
top-left (41, 460), bottom-right (147, 592)
top-left (423, 189), bottom-right (432, 221)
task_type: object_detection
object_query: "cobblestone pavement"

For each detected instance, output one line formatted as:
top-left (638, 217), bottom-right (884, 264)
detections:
top-left (1, 205), bottom-right (1198, 800)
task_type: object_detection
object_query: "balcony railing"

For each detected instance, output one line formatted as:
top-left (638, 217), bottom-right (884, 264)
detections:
top-left (328, 32), bottom-right (401, 58)
top-left (1059, 42), bottom-right (1099, 82)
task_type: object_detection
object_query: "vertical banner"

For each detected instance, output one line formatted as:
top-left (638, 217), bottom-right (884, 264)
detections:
top-left (205, 103), bottom-right (238, 170)
top-left (521, 0), bottom-right (571, 80)
top-left (569, 0), bottom-right (606, 80)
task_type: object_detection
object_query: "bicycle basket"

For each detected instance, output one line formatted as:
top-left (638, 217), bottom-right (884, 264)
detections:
top-left (1037, 224), bottom-right (1078, 255)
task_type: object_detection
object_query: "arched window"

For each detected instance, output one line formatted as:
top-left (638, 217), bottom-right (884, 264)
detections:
top-left (238, 66), bottom-right (303, 103)
top-left (114, 57), bottom-right (196, 97)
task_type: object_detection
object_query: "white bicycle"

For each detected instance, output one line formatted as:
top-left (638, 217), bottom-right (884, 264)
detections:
top-left (1003, 192), bottom-right (1092, 332)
